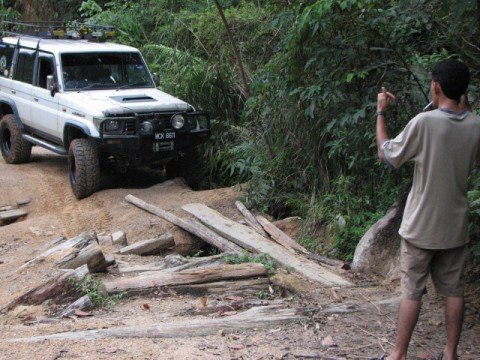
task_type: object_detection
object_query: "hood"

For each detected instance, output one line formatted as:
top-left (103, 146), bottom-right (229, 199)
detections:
top-left (61, 88), bottom-right (191, 115)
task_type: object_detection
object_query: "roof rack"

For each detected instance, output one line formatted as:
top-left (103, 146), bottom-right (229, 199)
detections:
top-left (0, 21), bottom-right (116, 41)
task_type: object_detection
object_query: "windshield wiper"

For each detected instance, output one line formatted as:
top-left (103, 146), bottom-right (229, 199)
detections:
top-left (77, 83), bottom-right (104, 91)
top-left (116, 82), bottom-right (150, 91)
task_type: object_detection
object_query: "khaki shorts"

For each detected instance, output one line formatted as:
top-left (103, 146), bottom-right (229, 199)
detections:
top-left (400, 239), bottom-right (468, 300)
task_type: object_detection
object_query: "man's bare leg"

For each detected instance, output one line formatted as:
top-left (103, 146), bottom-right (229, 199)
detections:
top-left (443, 296), bottom-right (464, 360)
top-left (387, 299), bottom-right (422, 360)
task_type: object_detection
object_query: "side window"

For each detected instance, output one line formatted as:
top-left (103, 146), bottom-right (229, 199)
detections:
top-left (0, 43), bottom-right (15, 77)
top-left (13, 49), bottom-right (35, 84)
top-left (37, 54), bottom-right (55, 89)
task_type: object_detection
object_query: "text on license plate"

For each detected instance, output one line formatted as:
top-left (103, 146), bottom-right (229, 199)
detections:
top-left (155, 132), bottom-right (176, 140)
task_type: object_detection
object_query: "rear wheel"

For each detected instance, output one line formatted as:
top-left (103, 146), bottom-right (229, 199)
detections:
top-left (0, 114), bottom-right (32, 164)
top-left (68, 138), bottom-right (101, 199)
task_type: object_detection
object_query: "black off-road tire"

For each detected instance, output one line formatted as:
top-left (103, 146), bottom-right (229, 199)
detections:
top-left (181, 147), bottom-right (205, 190)
top-left (68, 138), bottom-right (101, 199)
top-left (165, 158), bottom-right (179, 180)
top-left (0, 114), bottom-right (32, 164)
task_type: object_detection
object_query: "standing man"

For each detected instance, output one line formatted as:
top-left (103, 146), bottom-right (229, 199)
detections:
top-left (375, 59), bottom-right (479, 360)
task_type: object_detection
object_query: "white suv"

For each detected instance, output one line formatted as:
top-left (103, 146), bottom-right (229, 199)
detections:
top-left (0, 22), bottom-right (210, 199)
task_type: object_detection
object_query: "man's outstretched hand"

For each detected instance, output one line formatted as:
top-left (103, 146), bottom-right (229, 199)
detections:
top-left (377, 86), bottom-right (397, 112)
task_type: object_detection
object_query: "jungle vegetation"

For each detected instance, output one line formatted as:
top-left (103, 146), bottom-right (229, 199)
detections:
top-left (2, 0), bottom-right (480, 262)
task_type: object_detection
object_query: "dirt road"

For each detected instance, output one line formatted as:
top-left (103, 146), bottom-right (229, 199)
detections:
top-left (0, 148), bottom-right (478, 359)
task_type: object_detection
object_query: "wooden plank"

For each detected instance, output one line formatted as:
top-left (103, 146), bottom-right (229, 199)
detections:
top-left (125, 195), bottom-right (244, 254)
top-left (8, 306), bottom-right (304, 343)
top-left (117, 255), bottom-right (224, 274)
top-left (182, 203), bottom-right (352, 287)
top-left (61, 295), bottom-right (93, 318)
top-left (20, 231), bottom-right (97, 270)
top-left (0, 205), bottom-right (17, 212)
top-left (235, 201), bottom-right (268, 237)
top-left (115, 233), bottom-right (174, 256)
top-left (103, 263), bottom-right (267, 295)
top-left (0, 208), bottom-right (27, 223)
top-left (256, 215), bottom-right (308, 254)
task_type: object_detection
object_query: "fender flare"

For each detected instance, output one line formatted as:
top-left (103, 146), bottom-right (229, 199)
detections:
top-left (63, 120), bottom-right (92, 149)
top-left (0, 96), bottom-right (24, 130)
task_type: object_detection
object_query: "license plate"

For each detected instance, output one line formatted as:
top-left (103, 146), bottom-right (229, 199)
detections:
top-left (155, 131), bottom-right (176, 141)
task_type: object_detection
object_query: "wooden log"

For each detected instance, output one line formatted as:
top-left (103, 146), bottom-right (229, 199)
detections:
top-left (170, 277), bottom-right (270, 296)
top-left (0, 208), bottom-right (27, 223)
top-left (8, 305), bottom-right (304, 342)
top-left (0, 205), bottom-right (17, 212)
top-left (116, 233), bottom-right (174, 256)
top-left (2, 265), bottom-right (89, 312)
top-left (125, 195), bottom-right (243, 254)
top-left (61, 295), bottom-right (93, 317)
top-left (256, 215), bottom-right (308, 254)
top-left (304, 253), bottom-right (348, 269)
top-left (56, 243), bottom-right (108, 273)
top-left (117, 254), bottom-right (224, 274)
top-left (103, 263), bottom-right (267, 295)
top-left (182, 203), bottom-right (353, 287)
top-left (20, 231), bottom-right (97, 270)
top-left (235, 201), bottom-right (268, 237)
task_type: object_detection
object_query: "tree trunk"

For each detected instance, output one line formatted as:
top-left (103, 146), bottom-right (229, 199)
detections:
top-left (8, 306), bottom-right (304, 343)
top-left (213, 0), bottom-right (250, 99)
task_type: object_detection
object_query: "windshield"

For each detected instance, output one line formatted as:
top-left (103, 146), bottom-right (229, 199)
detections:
top-left (61, 52), bottom-right (155, 91)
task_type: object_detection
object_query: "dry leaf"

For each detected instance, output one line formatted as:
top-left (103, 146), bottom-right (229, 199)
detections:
top-left (229, 344), bottom-right (245, 350)
top-left (74, 309), bottom-right (92, 317)
top-left (142, 303), bottom-right (150, 310)
top-left (221, 311), bottom-right (238, 317)
top-left (199, 296), bottom-right (207, 308)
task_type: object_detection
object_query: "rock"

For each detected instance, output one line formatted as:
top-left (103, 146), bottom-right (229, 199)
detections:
top-left (272, 217), bottom-right (302, 240)
top-left (111, 231), bottom-right (127, 246)
top-left (351, 198), bottom-right (405, 277)
top-left (164, 254), bottom-right (189, 267)
top-left (172, 228), bottom-right (203, 256)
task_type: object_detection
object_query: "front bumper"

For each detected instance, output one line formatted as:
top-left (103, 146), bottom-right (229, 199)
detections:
top-left (95, 111), bottom-right (210, 166)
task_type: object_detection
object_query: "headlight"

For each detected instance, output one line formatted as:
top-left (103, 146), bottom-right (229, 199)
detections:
top-left (105, 120), bottom-right (121, 132)
top-left (171, 114), bottom-right (185, 130)
top-left (140, 121), bottom-right (153, 135)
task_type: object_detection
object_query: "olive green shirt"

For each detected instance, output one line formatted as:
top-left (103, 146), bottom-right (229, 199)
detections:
top-left (382, 109), bottom-right (480, 249)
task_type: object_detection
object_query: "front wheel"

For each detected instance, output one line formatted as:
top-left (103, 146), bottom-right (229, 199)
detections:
top-left (0, 114), bottom-right (32, 164)
top-left (68, 138), bottom-right (100, 199)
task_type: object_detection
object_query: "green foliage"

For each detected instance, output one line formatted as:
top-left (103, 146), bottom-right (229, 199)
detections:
top-left (73, 275), bottom-right (124, 308)
top-left (79, 0), bottom-right (480, 265)
top-left (222, 251), bottom-right (276, 273)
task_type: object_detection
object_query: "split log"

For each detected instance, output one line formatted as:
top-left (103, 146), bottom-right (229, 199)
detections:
top-left (103, 263), bottom-right (267, 295)
top-left (2, 265), bottom-right (89, 312)
top-left (8, 305), bottom-right (304, 342)
top-left (235, 201), bottom-right (268, 237)
top-left (115, 233), bottom-right (174, 256)
top-left (0, 208), bottom-right (27, 223)
top-left (256, 215), bottom-right (308, 254)
top-left (0, 205), bottom-right (17, 212)
top-left (117, 254), bottom-right (224, 274)
top-left (182, 203), bottom-right (353, 287)
top-left (125, 195), bottom-right (243, 254)
top-left (56, 243), bottom-right (107, 273)
top-left (305, 253), bottom-right (348, 269)
top-left (61, 295), bottom-right (93, 317)
top-left (20, 231), bottom-right (98, 270)
top-left (171, 277), bottom-right (270, 296)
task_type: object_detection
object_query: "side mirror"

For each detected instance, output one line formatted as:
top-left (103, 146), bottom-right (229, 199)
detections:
top-left (153, 73), bottom-right (160, 86)
top-left (46, 75), bottom-right (58, 96)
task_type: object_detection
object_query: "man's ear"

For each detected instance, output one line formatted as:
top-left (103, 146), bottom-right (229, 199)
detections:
top-left (432, 81), bottom-right (443, 97)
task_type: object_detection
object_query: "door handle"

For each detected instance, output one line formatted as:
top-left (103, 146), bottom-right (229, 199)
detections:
top-left (11, 90), bottom-right (16, 94)
top-left (33, 98), bottom-right (39, 102)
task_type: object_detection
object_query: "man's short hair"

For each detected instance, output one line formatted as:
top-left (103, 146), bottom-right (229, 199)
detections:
top-left (432, 59), bottom-right (470, 101)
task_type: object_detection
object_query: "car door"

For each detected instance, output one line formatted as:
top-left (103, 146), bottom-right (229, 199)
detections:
top-left (12, 48), bottom-right (36, 127)
top-left (31, 52), bottom-right (60, 141)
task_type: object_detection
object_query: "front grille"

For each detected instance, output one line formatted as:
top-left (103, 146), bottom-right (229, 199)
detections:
top-left (124, 119), bottom-right (136, 135)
